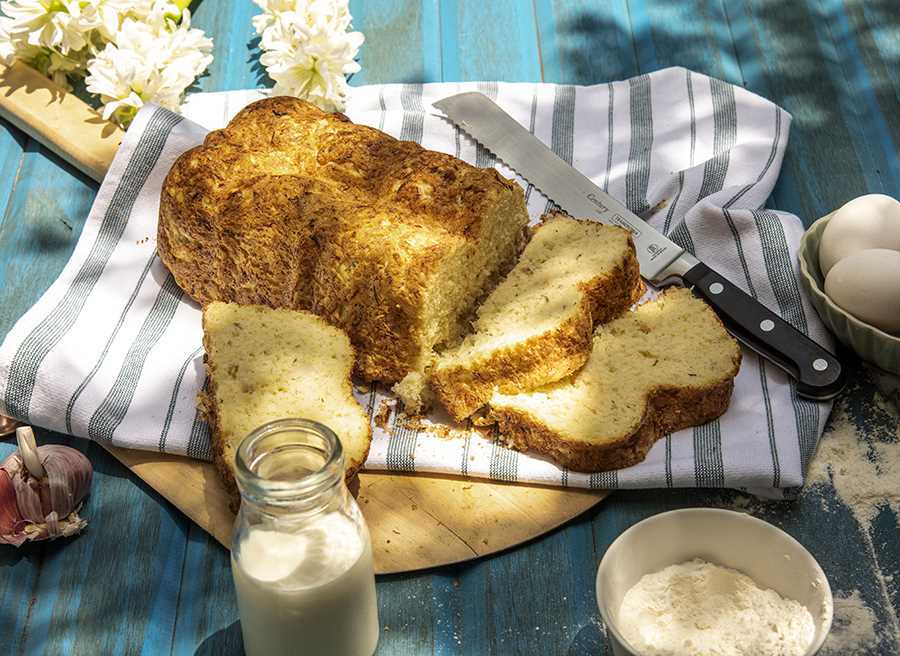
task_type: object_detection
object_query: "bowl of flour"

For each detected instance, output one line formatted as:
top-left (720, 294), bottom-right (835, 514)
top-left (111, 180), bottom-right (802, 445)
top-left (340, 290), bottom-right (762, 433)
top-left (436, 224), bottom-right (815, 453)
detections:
top-left (596, 508), bottom-right (833, 656)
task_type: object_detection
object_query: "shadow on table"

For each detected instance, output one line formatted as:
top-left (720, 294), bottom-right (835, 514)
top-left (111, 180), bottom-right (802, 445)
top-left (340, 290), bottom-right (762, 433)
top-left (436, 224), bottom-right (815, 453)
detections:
top-left (556, 0), bottom-right (900, 221)
top-left (195, 619), bottom-right (244, 656)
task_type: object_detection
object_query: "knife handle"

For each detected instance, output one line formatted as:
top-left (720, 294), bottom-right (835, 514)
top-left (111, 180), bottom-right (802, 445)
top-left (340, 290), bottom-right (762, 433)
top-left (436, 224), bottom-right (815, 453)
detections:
top-left (681, 262), bottom-right (844, 400)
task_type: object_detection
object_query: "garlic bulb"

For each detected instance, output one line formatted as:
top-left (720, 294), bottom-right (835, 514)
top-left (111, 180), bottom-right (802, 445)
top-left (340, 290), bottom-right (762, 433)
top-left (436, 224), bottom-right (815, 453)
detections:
top-left (0, 427), bottom-right (93, 546)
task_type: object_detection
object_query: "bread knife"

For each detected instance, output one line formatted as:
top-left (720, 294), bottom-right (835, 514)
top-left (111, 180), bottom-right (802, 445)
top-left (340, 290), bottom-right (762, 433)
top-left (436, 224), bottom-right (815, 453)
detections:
top-left (433, 92), bottom-right (844, 401)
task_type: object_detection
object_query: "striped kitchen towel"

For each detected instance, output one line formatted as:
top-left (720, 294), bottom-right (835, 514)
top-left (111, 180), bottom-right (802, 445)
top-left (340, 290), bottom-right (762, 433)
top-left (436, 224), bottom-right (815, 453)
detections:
top-left (0, 67), bottom-right (834, 495)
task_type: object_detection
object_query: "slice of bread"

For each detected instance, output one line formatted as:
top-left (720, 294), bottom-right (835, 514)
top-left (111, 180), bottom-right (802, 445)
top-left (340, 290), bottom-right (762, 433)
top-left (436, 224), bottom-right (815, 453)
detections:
top-left (488, 288), bottom-right (741, 471)
top-left (429, 213), bottom-right (643, 420)
top-left (201, 302), bottom-right (371, 509)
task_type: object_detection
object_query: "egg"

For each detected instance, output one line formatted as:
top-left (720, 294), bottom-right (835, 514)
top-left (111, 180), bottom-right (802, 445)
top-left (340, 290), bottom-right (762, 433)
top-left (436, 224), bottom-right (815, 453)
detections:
top-left (818, 194), bottom-right (900, 276)
top-left (824, 248), bottom-right (900, 334)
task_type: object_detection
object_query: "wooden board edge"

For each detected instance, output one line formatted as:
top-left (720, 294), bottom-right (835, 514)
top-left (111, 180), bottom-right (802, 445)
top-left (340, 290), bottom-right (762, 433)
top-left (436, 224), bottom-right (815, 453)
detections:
top-left (100, 444), bottom-right (609, 574)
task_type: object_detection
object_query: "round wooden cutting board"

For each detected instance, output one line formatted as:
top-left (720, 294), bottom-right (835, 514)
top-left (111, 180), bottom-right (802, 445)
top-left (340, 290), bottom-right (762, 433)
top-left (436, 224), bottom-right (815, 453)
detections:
top-left (104, 445), bottom-right (607, 574)
top-left (358, 472), bottom-right (606, 573)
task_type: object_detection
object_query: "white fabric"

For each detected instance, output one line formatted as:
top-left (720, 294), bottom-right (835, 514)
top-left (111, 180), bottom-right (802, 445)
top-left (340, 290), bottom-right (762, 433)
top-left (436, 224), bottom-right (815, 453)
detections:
top-left (0, 67), bottom-right (833, 494)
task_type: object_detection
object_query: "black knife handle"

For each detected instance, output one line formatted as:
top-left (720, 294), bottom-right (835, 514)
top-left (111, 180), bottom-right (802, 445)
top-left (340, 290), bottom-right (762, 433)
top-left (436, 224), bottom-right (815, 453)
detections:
top-left (682, 262), bottom-right (845, 400)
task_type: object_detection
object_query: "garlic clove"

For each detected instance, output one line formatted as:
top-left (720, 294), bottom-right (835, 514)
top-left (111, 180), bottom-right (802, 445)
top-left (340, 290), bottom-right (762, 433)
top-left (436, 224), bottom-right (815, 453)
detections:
top-left (15, 426), bottom-right (45, 479)
top-left (0, 427), bottom-right (93, 546)
top-left (0, 469), bottom-right (27, 546)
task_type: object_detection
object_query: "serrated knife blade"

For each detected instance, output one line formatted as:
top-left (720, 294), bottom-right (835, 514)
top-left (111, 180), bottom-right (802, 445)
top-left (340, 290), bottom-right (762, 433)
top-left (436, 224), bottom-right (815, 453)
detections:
top-left (432, 91), bottom-right (845, 401)
top-left (433, 92), bottom-right (693, 283)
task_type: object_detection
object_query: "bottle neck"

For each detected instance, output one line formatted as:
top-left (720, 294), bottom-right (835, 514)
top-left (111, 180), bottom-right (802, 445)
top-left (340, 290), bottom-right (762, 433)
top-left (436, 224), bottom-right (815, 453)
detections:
top-left (235, 419), bottom-right (346, 516)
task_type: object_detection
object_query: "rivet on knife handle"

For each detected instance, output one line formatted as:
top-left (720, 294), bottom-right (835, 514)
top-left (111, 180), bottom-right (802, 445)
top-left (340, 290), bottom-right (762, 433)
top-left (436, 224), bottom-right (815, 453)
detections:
top-left (682, 262), bottom-right (845, 400)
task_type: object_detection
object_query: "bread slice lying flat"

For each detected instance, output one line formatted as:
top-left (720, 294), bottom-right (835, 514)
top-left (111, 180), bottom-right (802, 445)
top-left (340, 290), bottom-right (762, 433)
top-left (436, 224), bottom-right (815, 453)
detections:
top-left (201, 302), bottom-right (371, 508)
top-left (430, 213), bottom-right (643, 421)
top-left (488, 287), bottom-right (741, 471)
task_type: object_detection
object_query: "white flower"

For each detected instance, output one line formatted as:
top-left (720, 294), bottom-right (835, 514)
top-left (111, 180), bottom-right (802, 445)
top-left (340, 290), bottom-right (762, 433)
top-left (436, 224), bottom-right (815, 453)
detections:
top-left (0, 0), bottom-right (101, 55)
top-left (251, 0), bottom-right (306, 35)
top-left (253, 0), bottom-right (363, 113)
top-left (84, 4), bottom-right (212, 126)
top-left (0, 18), bottom-right (21, 64)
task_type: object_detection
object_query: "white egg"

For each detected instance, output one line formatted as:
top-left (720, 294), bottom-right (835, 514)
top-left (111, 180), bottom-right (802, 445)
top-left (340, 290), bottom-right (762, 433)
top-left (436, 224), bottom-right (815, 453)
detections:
top-left (824, 248), bottom-right (900, 334)
top-left (818, 194), bottom-right (900, 276)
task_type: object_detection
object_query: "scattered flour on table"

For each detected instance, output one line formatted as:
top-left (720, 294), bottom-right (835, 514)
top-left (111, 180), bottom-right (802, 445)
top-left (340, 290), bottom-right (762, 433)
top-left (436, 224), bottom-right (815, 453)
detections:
top-left (617, 559), bottom-right (815, 656)
top-left (806, 392), bottom-right (900, 653)
top-left (819, 590), bottom-right (878, 656)
top-left (806, 404), bottom-right (900, 528)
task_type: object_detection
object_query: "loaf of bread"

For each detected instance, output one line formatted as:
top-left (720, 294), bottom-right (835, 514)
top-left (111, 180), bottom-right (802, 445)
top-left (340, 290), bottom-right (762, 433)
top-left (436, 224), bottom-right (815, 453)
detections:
top-left (428, 213), bottom-right (643, 420)
top-left (159, 96), bottom-right (529, 385)
top-left (200, 302), bottom-right (371, 509)
top-left (488, 288), bottom-right (741, 471)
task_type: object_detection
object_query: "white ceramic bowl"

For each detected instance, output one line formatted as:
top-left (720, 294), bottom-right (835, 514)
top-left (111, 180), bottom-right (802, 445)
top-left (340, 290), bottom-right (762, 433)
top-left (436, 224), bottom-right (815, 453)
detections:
top-left (799, 212), bottom-right (900, 374)
top-left (596, 509), bottom-right (833, 656)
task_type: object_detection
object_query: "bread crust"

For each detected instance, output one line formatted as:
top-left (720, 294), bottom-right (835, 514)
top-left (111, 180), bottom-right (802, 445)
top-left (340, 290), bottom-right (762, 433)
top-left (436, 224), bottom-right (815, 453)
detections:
top-left (431, 225), bottom-right (644, 421)
top-left (159, 96), bottom-right (527, 384)
top-left (490, 377), bottom-right (736, 472)
top-left (487, 291), bottom-right (742, 473)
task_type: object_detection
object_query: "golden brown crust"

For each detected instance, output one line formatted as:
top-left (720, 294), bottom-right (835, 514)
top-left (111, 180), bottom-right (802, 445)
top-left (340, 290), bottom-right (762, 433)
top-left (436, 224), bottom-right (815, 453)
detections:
top-left (432, 311), bottom-right (592, 421)
top-left (490, 377), bottom-right (736, 472)
top-left (430, 227), bottom-right (644, 421)
top-left (159, 96), bottom-right (527, 384)
top-left (199, 316), bottom-right (241, 511)
top-left (488, 293), bottom-right (742, 473)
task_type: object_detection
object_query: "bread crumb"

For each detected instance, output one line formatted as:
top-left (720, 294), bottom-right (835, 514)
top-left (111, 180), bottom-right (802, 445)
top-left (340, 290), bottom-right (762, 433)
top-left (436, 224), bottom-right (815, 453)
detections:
top-left (374, 401), bottom-right (393, 431)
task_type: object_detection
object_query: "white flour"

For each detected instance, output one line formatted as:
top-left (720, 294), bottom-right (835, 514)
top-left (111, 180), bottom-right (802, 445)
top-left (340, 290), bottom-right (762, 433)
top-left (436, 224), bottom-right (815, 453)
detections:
top-left (805, 386), bottom-right (900, 652)
top-left (617, 559), bottom-right (815, 656)
top-left (819, 590), bottom-right (878, 656)
top-left (807, 403), bottom-right (900, 527)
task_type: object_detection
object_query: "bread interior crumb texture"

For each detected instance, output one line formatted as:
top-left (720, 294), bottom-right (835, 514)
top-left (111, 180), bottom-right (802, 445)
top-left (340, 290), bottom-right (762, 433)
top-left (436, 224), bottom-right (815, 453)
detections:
top-left (442, 215), bottom-right (633, 366)
top-left (204, 302), bottom-right (371, 488)
top-left (491, 288), bottom-right (741, 445)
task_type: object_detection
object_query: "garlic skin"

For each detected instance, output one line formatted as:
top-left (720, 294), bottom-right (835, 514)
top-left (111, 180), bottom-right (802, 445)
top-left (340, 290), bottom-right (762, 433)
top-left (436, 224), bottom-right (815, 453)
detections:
top-left (0, 428), bottom-right (93, 547)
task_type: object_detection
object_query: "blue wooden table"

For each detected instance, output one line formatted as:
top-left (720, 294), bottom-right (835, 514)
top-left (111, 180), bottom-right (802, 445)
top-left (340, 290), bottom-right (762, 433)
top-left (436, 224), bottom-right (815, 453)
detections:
top-left (1, 1), bottom-right (898, 654)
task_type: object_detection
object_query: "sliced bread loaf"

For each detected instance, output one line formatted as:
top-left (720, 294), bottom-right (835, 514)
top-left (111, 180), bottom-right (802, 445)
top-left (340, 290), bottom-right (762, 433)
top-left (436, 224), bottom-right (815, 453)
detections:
top-left (160, 96), bottom-right (529, 387)
top-left (201, 302), bottom-right (371, 508)
top-left (429, 213), bottom-right (643, 420)
top-left (488, 287), bottom-right (741, 472)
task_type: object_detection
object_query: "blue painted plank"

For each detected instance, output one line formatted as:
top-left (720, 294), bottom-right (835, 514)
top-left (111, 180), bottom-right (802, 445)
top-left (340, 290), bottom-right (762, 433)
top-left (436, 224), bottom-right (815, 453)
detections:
top-left (171, 525), bottom-right (240, 655)
top-left (815, 0), bottom-right (899, 191)
top-left (537, 0), bottom-right (641, 84)
top-left (0, 2), bottom-right (897, 655)
top-left (430, 566), bottom-right (489, 655)
top-left (374, 574), bottom-right (435, 654)
top-left (192, 1), bottom-right (264, 91)
top-left (348, 0), bottom-right (437, 85)
top-left (0, 122), bottom-right (28, 231)
top-left (0, 143), bottom-right (95, 336)
top-left (725, 0), bottom-right (896, 222)
top-left (439, 0), bottom-right (542, 82)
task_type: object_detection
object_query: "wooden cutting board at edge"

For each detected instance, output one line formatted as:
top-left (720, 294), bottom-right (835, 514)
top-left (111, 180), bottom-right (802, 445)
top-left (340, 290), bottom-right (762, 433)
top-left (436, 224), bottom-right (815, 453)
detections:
top-left (0, 61), bottom-right (609, 574)
top-left (104, 445), bottom-right (606, 574)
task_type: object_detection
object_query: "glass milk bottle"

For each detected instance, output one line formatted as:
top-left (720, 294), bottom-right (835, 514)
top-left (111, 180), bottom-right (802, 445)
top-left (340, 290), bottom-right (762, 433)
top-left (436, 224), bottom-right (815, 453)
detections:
top-left (231, 419), bottom-right (379, 656)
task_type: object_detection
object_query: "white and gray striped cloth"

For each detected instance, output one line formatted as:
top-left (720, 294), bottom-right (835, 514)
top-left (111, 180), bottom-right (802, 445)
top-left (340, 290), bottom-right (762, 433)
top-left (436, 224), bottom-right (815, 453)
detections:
top-left (0, 67), bottom-right (833, 495)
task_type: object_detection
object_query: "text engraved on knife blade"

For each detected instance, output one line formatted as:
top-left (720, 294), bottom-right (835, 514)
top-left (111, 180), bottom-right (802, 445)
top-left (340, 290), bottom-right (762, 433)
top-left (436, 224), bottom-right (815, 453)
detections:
top-left (585, 193), bottom-right (670, 261)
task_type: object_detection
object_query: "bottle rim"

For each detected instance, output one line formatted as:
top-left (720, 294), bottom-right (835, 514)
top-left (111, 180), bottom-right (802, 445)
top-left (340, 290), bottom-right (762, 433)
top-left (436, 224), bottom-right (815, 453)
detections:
top-left (235, 418), bottom-right (345, 505)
